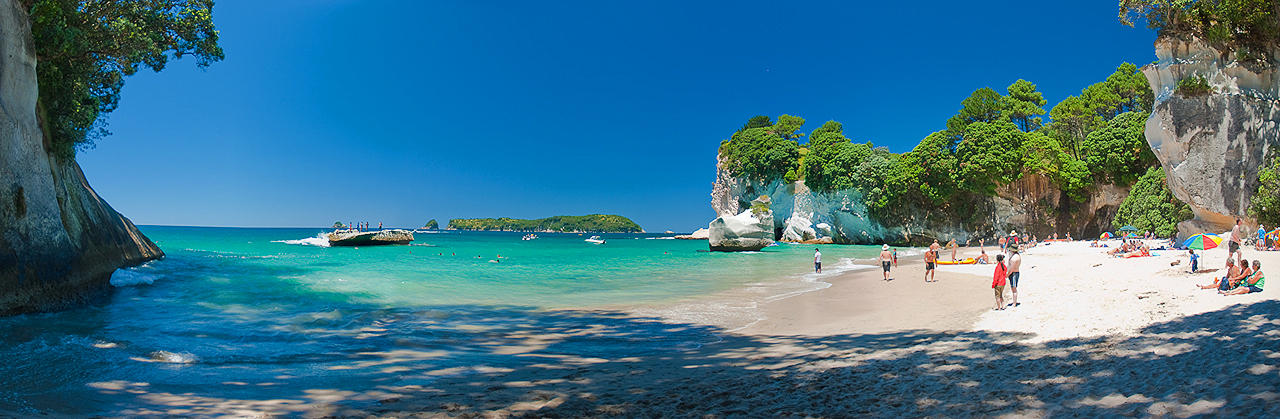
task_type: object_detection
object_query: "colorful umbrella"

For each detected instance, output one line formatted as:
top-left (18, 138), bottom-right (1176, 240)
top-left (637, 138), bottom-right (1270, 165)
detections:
top-left (1125, 233), bottom-right (1140, 238)
top-left (1183, 233), bottom-right (1223, 250)
top-left (1267, 228), bottom-right (1280, 239)
top-left (1100, 232), bottom-right (1113, 239)
top-left (1118, 225), bottom-right (1139, 232)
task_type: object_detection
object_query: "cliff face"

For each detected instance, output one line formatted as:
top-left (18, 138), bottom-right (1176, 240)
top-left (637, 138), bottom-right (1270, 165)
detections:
top-left (710, 156), bottom-right (1128, 245)
top-left (1143, 37), bottom-right (1279, 235)
top-left (0, 0), bottom-right (163, 315)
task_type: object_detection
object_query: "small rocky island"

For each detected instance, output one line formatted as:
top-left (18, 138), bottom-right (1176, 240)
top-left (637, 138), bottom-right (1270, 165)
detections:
top-left (326, 229), bottom-right (415, 246)
top-left (447, 214), bottom-right (643, 233)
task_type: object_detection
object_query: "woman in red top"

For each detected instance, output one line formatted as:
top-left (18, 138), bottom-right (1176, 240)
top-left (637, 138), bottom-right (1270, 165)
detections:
top-left (992, 254), bottom-right (1007, 310)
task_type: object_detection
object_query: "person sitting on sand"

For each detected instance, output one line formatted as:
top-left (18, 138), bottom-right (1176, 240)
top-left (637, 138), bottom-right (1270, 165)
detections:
top-left (1223, 260), bottom-right (1265, 295)
top-left (1226, 258), bottom-right (1252, 290)
top-left (1200, 258), bottom-right (1238, 290)
top-left (923, 247), bottom-right (937, 283)
top-left (992, 254), bottom-right (1007, 310)
top-left (977, 249), bottom-right (989, 264)
top-left (879, 244), bottom-right (893, 281)
top-left (1007, 244), bottom-right (1022, 307)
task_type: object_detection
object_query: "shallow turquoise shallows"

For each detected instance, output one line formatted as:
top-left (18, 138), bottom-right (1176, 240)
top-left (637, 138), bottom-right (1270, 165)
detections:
top-left (0, 226), bottom-right (881, 415)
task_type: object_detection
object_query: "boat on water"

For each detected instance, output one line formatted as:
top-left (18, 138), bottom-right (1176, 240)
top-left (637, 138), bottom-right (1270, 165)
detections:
top-left (326, 229), bottom-right (414, 246)
top-left (522, 234), bottom-right (539, 241)
top-left (585, 236), bottom-right (606, 244)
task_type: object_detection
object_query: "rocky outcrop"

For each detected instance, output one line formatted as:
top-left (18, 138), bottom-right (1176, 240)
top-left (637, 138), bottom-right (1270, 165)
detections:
top-left (709, 155), bottom-right (1127, 245)
top-left (708, 196), bottom-right (774, 251)
top-left (674, 228), bottom-right (709, 240)
top-left (0, 0), bottom-right (163, 315)
top-left (1143, 37), bottom-right (1279, 237)
top-left (327, 229), bottom-right (415, 246)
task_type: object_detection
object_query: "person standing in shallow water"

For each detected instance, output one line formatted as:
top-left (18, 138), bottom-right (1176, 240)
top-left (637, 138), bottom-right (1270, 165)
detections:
top-left (879, 244), bottom-right (893, 281)
top-left (813, 248), bottom-right (822, 273)
top-left (1007, 244), bottom-right (1022, 307)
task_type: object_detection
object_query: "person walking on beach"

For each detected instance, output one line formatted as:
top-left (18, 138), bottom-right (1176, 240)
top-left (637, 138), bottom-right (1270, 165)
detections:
top-left (947, 239), bottom-right (958, 261)
top-left (992, 254), bottom-right (1007, 310)
top-left (892, 248), bottom-right (898, 268)
top-left (879, 244), bottom-right (893, 281)
top-left (1257, 224), bottom-right (1268, 251)
top-left (814, 248), bottom-right (822, 273)
top-left (930, 240), bottom-right (941, 261)
top-left (998, 235), bottom-right (1007, 253)
top-left (1230, 218), bottom-right (1244, 260)
top-left (1007, 244), bottom-right (1022, 306)
top-left (923, 247), bottom-right (937, 282)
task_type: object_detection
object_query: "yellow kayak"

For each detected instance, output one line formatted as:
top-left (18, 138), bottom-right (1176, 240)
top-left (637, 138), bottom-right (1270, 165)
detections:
top-left (935, 258), bottom-right (976, 265)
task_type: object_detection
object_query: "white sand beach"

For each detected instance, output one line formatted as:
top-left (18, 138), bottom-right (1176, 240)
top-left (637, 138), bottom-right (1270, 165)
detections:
top-left (260, 240), bottom-right (1275, 417)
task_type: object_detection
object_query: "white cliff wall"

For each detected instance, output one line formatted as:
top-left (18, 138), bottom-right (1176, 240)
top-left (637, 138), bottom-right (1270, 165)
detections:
top-left (0, 0), bottom-right (163, 315)
top-left (1143, 37), bottom-right (1279, 234)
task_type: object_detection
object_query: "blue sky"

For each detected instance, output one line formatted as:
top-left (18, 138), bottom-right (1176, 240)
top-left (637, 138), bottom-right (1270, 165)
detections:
top-left (78, 0), bottom-right (1157, 232)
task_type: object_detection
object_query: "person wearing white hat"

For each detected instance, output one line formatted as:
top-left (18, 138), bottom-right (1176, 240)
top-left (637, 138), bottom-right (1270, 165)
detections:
top-left (879, 244), bottom-right (893, 281)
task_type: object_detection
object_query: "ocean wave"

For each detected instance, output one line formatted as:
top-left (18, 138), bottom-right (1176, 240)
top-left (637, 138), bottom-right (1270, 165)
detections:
top-left (110, 263), bottom-right (162, 287)
top-left (272, 233), bottom-right (330, 247)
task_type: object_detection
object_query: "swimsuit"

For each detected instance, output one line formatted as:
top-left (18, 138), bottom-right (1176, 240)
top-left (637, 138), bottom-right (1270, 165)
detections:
top-left (882, 261), bottom-right (891, 272)
top-left (1007, 271), bottom-right (1020, 288)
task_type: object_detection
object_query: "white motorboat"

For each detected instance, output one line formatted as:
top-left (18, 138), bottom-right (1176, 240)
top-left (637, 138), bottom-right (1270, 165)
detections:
top-left (522, 234), bottom-right (539, 241)
top-left (585, 236), bottom-right (606, 244)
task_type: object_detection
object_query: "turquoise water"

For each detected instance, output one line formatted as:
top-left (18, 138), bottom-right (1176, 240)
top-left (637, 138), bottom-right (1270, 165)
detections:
top-left (0, 226), bottom-right (881, 415)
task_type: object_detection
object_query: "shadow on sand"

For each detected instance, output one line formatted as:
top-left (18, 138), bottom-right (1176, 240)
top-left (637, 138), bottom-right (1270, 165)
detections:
top-left (7, 297), bottom-right (1275, 417)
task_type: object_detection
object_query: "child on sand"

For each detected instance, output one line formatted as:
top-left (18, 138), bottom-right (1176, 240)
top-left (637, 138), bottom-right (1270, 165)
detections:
top-left (992, 254), bottom-right (1007, 310)
top-left (1189, 249), bottom-right (1199, 273)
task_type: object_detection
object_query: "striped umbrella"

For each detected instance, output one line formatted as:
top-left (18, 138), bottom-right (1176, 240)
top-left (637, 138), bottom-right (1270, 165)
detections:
top-left (1267, 228), bottom-right (1280, 239)
top-left (1183, 233), bottom-right (1223, 250)
top-left (1100, 232), bottom-right (1113, 239)
top-left (1125, 233), bottom-right (1140, 238)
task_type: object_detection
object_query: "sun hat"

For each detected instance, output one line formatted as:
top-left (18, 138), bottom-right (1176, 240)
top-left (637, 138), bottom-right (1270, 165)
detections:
top-left (882, 244), bottom-right (890, 250)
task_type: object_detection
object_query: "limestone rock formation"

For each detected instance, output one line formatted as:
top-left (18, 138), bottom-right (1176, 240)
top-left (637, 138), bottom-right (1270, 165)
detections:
top-left (708, 196), bottom-right (774, 251)
top-left (709, 153), bottom-right (1127, 245)
top-left (0, 1), bottom-right (162, 315)
top-left (674, 228), bottom-right (709, 240)
top-left (326, 229), bottom-right (415, 246)
top-left (1142, 37), bottom-right (1279, 236)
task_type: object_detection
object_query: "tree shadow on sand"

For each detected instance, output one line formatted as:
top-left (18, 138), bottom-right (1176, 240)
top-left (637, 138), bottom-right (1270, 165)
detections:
top-left (7, 298), bottom-right (1280, 417)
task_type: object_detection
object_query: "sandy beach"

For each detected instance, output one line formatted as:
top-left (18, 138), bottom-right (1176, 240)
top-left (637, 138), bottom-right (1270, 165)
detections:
top-left (89, 241), bottom-right (1280, 417)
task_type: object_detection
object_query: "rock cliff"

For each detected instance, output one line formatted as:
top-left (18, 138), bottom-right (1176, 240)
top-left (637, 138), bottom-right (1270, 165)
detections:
top-left (707, 195), bottom-right (774, 251)
top-left (1143, 37), bottom-right (1279, 236)
top-left (0, 0), bottom-right (163, 315)
top-left (709, 156), bottom-right (1128, 245)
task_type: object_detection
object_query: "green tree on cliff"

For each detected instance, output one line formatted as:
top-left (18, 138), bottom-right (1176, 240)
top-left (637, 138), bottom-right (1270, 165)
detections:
top-left (1080, 111), bottom-right (1156, 185)
top-left (27, 0), bottom-right (224, 158)
top-left (1112, 166), bottom-right (1192, 237)
top-left (945, 87), bottom-right (1006, 142)
top-left (1251, 154), bottom-right (1280, 226)
top-left (1120, 0), bottom-right (1280, 62)
top-left (955, 121), bottom-right (1026, 195)
top-left (719, 115), bottom-right (803, 182)
top-left (1003, 79), bottom-right (1047, 132)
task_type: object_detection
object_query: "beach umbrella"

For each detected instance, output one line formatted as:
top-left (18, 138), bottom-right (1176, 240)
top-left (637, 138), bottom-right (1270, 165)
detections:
top-left (1125, 233), bottom-right (1140, 238)
top-left (1267, 228), bottom-right (1280, 239)
top-left (1100, 232), bottom-right (1113, 239)
top-left (1183, 233), bottom-right (1223, 250)
top-left (1119, 225), bottom-right (1139, 232)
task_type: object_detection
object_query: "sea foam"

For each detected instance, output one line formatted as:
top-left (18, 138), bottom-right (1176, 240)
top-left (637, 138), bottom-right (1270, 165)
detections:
top-left (109, 263), bottom-right (161, 287)
top-left (273, 233), bottom-right (330, 247)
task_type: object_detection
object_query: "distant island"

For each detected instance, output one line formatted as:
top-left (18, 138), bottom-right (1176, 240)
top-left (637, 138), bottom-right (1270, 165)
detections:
top-left (447, 215), bottom-right (643, 233)
top-left (423, 219), bottom-right (439, 229)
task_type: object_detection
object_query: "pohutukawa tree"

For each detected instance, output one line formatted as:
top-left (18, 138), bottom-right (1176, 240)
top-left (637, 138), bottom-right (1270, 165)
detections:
top-left (24, 0), bottom-right (224, 158)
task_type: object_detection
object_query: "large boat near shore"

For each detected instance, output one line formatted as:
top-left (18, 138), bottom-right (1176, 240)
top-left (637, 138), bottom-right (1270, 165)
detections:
top-left (326, 229), bottom-right (414, 246)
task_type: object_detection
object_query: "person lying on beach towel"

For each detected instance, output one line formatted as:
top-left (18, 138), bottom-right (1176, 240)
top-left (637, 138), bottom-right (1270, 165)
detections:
top-left (1201, 259), bottom-right (1238, 290)
top-left (1223, 260), bottom-right (1264, 295)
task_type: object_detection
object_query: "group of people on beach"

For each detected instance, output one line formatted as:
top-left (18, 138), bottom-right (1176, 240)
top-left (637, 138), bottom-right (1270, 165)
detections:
top-left (1195, 218), bottom-right (1268, 295)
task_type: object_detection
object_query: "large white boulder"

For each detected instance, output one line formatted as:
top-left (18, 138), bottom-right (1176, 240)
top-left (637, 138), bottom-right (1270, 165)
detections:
top-left (708, 196), bottom-right (774, 251)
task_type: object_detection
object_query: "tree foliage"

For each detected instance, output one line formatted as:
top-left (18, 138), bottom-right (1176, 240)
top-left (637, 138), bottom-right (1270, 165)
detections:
top-left (1119, 0), bottom-right (1280, 62)
top-left (1081, 111), bottom-right (1156, 185)
top-left (447, 215), bottom-right (643, 233)
top-left (720, 115), bottom-right (804, 182)
top-left (1112, 166), bottom-right (1193, 237)
top-left (1003, 79), bottom-right (1047, 132)
top-left (1250, 153), bottom-right (1280, 226)
top-left (955, 121), bottom-right (1026, 195)
top-left (1046, 63), bottom-right (1152, 158)
top-left (27, 0), bottom-right (224, 158)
